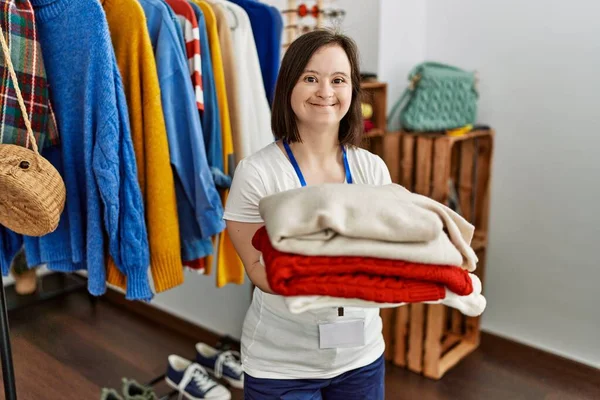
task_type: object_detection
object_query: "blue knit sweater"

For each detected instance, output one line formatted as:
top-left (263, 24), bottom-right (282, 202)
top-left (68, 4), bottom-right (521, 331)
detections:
top-left (4, 0), bottom-right (152, 300)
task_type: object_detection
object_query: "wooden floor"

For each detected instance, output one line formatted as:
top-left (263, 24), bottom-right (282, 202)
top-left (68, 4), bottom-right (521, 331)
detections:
top-left (1, 283), bottom-right (599, 399)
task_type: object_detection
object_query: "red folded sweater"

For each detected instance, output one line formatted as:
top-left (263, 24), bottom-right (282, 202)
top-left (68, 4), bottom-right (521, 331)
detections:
top-left (252, 226), bottom-right (473, 303)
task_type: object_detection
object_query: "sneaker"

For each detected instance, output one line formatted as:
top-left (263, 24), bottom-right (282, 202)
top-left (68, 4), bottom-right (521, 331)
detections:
top-left (166, 355), bottom-right (231, 400)
top-left (195, 343), bottom-right (243, 389)
top-left (100, 388), bottom-right (123, 400)
top-left (121, 378), bottom-right (157, 400)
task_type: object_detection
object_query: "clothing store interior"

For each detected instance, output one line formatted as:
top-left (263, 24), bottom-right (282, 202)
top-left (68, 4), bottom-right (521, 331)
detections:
top-left (0, 0), bottom-right (598, 399)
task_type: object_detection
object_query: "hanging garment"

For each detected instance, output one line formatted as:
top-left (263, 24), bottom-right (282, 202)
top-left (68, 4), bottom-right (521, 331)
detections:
top-left (184, 0), bottom-right (227, 274)
top-left (102, 0), bottom-right (183, 293)
top-left (161, 0), bottom-right (212, 272)
top-left (138, 0), bottom-right (223, 264)
top-left (194, 0), bottom-right (233, 177)
top-left (212, 0), bottom-right (272, 161)
top-left (151, 0), bottom-right (211, 273)
top-left (228, 0), bottom-right (282, 104)
top-left (212, 187), bottom-right (244, 286)
top-left (187, 1), bottom-right (229, 189)
top-left (194, 0), bottom-right (242, 286)
top-left (0, 226), bottom-right (21, 275)
top-left (9, 0), bottom-right (152, 300)
top-left (0, 0), bottom-right (59, 151)
top-left (164, 0), bottom-right (204, 111)
top-left (265, 5), bottom-right (283, 103)
top-left (160, 0), bottom-right (187, 55)
top-left (204, 0), bottom-right (241, 167)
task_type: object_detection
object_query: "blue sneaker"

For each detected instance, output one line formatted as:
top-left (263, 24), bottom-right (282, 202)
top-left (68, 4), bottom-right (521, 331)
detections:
top-left (195, 343), bottom-right (243, 389)
top-left (166, 355), bottom-right (231, 400)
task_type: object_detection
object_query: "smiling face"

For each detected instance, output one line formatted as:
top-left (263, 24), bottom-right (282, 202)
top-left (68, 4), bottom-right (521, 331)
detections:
top-left (271, 30), bottom-right (364, 146)
top-left (290, 44), bottom-right (352, 130)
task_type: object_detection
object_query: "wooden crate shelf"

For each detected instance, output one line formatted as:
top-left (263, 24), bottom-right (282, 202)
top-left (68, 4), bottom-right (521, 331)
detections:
top-left (365, 128), bottom-right (385, 138)
top-left (360, 82), bottom-right (387, 140)
top-left (379, 128), bottom-right (494, 380)
top-left (356, 82), bottom-right (493, 380)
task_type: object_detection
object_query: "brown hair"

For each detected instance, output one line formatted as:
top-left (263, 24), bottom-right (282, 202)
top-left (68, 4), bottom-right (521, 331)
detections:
top-left (271, 29), bottom-right (363, 146)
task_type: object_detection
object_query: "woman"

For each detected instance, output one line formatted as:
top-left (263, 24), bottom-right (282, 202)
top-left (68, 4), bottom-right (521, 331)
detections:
top-left (224, 29), bottom-right (391, 399)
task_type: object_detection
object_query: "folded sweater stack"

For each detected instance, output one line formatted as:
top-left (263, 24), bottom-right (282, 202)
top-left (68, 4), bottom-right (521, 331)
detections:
top-left (253, 183), bottom-right (486, 316)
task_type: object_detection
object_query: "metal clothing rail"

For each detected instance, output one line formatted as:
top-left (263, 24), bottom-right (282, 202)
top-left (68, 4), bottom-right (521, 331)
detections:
top-left (0, 272), bottom-right (17, 400)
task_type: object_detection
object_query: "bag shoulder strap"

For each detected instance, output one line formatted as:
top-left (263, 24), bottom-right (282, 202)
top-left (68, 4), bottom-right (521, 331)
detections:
top-left (0, 23), bottom-right (39, 154)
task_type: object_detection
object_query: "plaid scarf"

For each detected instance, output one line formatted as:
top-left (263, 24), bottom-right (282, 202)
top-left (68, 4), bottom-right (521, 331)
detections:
top-left (0, 0), bottom-right (59, 151)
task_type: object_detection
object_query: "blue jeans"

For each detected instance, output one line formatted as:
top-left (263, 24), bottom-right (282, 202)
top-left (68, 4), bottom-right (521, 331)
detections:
top-left (244, 355), bottom-right (385, 400)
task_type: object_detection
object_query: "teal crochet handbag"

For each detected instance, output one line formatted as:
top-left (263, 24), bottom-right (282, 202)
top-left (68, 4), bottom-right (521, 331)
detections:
top-left (387, 62), bottom-right (479, 132)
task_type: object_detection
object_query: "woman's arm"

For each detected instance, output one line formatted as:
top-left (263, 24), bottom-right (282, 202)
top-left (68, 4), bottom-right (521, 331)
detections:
top-left (226, 220), bottom-right (275, 294)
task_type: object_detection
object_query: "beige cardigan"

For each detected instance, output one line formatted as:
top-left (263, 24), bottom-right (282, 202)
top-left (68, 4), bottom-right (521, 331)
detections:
top-left (205, 0), bottom-right (242, 164)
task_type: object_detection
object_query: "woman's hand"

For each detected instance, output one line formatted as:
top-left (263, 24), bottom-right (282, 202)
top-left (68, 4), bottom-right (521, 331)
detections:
top-left (226, 220), bottom-right (275, 294)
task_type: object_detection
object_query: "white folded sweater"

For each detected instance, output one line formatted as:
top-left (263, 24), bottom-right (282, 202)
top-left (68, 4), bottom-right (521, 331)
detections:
top-left (258, 183), bottom-right (478, 271)
top-left (284, 274), bottom-right (486, 317)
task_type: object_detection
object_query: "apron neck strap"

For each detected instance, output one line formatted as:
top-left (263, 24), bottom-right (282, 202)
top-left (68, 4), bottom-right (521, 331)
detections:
top-left (283, 140), bottom-right (353, 187)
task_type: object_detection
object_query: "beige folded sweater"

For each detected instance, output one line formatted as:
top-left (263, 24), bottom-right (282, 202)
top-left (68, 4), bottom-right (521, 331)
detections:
top-left (258, 183), bottom-right (478, 271)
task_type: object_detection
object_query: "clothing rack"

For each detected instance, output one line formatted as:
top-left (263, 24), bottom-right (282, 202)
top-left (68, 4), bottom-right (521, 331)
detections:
top-left (0, 272), bottom-right (90, 399)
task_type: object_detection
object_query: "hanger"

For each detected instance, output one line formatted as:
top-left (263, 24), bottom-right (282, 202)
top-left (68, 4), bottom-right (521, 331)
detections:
top-left (224, 4), bottom-right (239, 31)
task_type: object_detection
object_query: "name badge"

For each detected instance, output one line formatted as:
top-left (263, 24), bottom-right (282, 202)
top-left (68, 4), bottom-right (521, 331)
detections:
top-left (318, 318), bottom-right (365, 349)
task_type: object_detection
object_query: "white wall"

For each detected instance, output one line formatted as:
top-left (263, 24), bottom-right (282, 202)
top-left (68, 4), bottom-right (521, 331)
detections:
top-left (151, 270), bottom-right (253, 339)
top-left (425, 0), bottom-right (600, 368)
top-left (333, 0), bottom-right (380, 74)
top-left (378, 0), bottom-right (426, 116)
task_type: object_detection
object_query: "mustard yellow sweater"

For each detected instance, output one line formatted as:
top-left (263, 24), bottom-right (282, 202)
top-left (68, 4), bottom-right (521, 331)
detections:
top-left (194, 0), bottom-right (244, 287)
top-left (102, 0), bottom-right (184, 293)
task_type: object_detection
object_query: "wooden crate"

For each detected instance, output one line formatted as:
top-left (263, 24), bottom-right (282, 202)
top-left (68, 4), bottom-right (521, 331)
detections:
top-left (360, 81), bottom-right (387, 139)
top-left (380, 128), bottom-right (494, 379)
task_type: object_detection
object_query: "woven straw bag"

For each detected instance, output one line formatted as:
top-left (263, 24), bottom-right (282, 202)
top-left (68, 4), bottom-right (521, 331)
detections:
top-left (0, 24), bottom-right (66, 236)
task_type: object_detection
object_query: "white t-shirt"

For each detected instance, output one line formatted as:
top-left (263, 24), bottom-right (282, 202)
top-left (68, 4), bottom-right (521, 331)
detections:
top-left (223, 141), bottom-right (392, 380)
